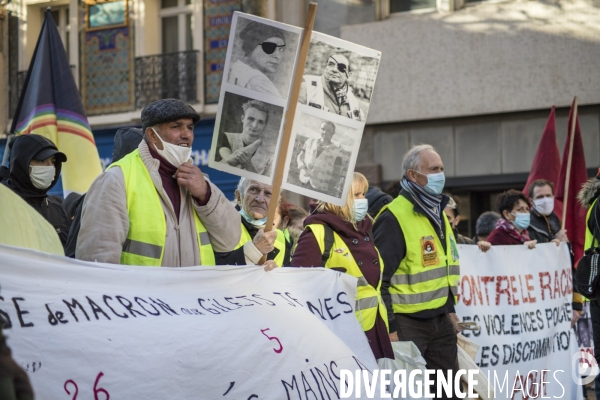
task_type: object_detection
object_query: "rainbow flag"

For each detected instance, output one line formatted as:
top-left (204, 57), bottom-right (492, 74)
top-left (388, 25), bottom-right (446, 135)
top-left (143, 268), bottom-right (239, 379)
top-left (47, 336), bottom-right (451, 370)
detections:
top-left (11, 8), bottom-right (102, 195)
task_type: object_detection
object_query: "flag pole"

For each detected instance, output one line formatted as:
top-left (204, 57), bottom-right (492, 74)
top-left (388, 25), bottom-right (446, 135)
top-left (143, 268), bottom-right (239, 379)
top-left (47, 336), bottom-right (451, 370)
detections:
top-left (1, 134), bottom-right (14, 167)
top-left (259, 2), bottom-right (317, 264)
top-left (561, 96), bottom-right (578, 230)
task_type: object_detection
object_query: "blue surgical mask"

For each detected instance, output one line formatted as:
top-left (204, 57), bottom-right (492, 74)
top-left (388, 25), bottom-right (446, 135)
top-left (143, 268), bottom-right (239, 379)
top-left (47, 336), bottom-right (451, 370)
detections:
top-left (354, 198), bottom-right (369, 222)
top-left (424, 172), bottom-right (445, 195)
top-left (512, 212), bottom-right (530, 230)
top-left (239, 208), bottom-right (267, 227)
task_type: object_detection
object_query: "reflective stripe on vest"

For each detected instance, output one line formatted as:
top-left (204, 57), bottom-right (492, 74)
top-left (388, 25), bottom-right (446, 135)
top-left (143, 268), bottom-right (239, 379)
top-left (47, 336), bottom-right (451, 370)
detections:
top-left (108, 149), bottom-right (215, 266)
top-left (585, 199), bottom-right (598, 249)
top-left (307, 223), bottom-right (389, 332)
top-left (378, 195), bottom-right (460, 314)
top-left (236, 223), bottom-right (286, 267)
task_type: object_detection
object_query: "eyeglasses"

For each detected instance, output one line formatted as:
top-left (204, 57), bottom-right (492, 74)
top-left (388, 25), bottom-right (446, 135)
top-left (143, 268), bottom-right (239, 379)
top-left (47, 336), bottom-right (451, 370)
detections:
top-left (260, 42), bottom-right (285, 55)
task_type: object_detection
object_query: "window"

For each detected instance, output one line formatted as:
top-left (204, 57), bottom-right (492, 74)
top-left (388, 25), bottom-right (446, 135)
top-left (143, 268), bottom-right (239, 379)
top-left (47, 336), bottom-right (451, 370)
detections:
top-left (390, 0), bottom-right (436, 13)
top-left (159, 0), bottom-right (193, 53)
top-left (46, 6), bottom-right (70, 59)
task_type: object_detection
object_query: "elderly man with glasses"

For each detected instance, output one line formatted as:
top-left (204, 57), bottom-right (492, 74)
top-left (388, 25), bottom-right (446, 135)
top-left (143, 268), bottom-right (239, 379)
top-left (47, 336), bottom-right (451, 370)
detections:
top-left (298, 53), bottom-right (365, 121)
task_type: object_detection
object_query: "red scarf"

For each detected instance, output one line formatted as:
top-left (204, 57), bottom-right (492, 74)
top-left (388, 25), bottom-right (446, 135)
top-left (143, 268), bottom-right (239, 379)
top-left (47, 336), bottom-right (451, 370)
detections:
top-left (496, 218), bottom-right (530, 243)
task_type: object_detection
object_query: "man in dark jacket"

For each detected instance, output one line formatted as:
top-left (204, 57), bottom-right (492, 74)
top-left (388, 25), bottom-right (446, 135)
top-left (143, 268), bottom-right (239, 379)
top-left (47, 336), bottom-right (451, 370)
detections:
top-left (374, 144), bottom-right (460, 399)
top-left (366, 185), bottom-right (392, 218)
top-left (443, 194), bottom-right (474, 245)
top-left (1, 134), bottom-right (70, 247)
top-left (577, 173), bottom-right (600, 400)
top-left (527, 179), bottom-right (568, 243)
top-left (527, 179), bottom-right (581, 325)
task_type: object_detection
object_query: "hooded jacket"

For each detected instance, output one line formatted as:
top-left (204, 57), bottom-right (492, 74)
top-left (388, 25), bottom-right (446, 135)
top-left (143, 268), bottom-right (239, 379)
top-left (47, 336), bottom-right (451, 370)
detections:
top-left (1, 135), bottom-right (70, 246)
top-left (366, 186), bottom-right (393, 218)
top-left (578, 176), bottom-right (600, 233)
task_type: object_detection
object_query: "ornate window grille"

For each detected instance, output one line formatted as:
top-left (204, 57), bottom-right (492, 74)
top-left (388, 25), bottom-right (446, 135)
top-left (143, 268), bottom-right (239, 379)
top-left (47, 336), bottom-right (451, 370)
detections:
top-left (134, 50), bottom-right (199, 110)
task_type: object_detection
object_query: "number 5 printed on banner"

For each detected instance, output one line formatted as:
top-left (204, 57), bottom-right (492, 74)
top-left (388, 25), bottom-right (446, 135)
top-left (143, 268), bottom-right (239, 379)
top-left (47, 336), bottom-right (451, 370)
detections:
top-left (260, 328), bottom-right (283, 354)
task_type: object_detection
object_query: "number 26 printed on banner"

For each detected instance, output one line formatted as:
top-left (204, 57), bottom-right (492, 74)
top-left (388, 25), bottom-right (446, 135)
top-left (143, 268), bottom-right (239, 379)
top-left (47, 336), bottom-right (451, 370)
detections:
top-left (64, 372), bottom-right (110, 400)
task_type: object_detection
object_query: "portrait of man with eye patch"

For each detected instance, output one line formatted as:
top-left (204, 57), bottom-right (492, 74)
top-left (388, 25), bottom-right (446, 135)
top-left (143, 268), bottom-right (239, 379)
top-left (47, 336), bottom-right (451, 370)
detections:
top-left (298, 53), bottom-right (366, 121)
top-left (228, 19), bottom-right (298, 99)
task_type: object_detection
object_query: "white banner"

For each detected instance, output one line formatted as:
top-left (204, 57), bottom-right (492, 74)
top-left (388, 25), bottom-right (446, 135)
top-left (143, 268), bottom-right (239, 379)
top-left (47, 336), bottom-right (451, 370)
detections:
top-left (456, 243), bottom-right (583, 400)
top-left (0, 244), bottom-right (382, 400)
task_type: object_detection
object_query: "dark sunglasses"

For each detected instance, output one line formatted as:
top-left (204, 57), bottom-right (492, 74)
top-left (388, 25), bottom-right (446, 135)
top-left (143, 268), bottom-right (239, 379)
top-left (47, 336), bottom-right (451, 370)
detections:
top-left (260, 42), bottom-right (285, 55)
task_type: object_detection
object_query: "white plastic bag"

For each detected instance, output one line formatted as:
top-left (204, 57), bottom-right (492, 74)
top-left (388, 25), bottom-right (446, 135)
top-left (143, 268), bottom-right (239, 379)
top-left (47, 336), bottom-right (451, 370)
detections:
top-left (385, 341), bottom-right (433, 400)
top-left (457, 334), bottom-right (494, 400)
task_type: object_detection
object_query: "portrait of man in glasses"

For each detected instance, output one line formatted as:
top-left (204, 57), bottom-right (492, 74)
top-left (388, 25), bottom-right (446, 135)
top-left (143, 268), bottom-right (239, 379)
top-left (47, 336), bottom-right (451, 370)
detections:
top-left (298, 53), bottom-right (366, 121)
top-left (228, 19), bottom-right (297, 99)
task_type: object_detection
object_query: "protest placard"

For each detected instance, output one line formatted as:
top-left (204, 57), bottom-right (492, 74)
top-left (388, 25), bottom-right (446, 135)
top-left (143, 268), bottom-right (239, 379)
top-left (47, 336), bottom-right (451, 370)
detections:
top-left (208, 13), bottom-right (302, 183)
top-left (208, 9), bottom-right (381, 207)
top-left (456, 243), bottom-right (584, 400)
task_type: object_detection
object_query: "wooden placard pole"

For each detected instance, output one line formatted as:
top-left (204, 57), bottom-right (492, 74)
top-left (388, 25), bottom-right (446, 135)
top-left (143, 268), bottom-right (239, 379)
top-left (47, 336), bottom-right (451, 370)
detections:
top-left (259, 2), bottom-right (317, 264)
top-left (561, 96), bottom-right (578, 230)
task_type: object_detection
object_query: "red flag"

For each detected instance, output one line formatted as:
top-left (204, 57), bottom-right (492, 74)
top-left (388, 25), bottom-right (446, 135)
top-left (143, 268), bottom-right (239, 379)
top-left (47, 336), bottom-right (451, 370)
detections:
top-left (555, 99), bottom-right (588, 263)
top-left (523, 107), bottom-right (563, 215)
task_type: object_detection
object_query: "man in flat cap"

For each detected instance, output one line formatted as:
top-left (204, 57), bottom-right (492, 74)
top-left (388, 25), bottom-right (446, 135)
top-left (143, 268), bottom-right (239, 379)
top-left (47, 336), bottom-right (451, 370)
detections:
top-left (1, 134), bottom-right (70, 247)
top-left (298, 53), bottom-right (365, 121)
top-left (76, 99), bottom-right (241, 267)
top-left (228, 21), bottom-right (286, 98)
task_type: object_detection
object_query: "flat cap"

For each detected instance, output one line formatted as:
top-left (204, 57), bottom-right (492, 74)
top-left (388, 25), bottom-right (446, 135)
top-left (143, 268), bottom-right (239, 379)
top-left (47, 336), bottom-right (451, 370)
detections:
top-left (141, 99), bottom-right (200, 133)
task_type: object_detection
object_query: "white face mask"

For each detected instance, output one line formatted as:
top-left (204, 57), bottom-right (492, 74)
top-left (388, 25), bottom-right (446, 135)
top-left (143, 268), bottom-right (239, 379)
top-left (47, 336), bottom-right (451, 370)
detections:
top-left (29, 165), bottom-right (55, 190)
top-left (151, 128), bottom-right (191, 168)
top-left (533, 197), bottom-right (554, 216)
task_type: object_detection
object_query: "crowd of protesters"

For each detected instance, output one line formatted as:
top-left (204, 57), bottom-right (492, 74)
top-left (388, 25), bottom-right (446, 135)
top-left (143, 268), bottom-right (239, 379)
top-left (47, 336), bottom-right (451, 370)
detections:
top-left (1, 99), bottom-right (597, 400)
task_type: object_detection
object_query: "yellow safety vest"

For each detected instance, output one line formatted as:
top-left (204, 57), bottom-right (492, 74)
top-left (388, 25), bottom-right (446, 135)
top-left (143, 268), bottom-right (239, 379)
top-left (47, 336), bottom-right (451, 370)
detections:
top-left (108, 149), bottom-right (215, 266)
top-left (378, 195), bottom-right (460, 314)
top-left (585, 199), bottom-right (598, 249)
top-left (306, 223), bottom-right (389, 332)
top-left (236, 223), bottom-right (286, 267)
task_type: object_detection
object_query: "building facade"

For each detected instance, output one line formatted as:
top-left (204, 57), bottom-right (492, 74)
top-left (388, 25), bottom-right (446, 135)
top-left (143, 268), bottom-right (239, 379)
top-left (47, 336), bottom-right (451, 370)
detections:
top-left (1, 0), bottom-right (599, 235)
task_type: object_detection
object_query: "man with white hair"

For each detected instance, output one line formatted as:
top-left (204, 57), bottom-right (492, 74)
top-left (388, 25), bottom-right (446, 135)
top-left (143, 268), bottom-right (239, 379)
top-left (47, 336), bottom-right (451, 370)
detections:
top-left (215, 177), bottom-right (290, 268)
top-left (373, 144), bottom-right (460, 399)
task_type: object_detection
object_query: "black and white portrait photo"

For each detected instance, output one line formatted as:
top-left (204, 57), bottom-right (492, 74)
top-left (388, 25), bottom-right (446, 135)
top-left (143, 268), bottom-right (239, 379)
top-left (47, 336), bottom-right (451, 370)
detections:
top-left (226, 14), bottom-right (300, 99)
top-left (210, 92), bottom-right (284, 181)
top-left (284, 112), bottom-right (360, 203)
top-left (298, 33), bottom-right (381, 122)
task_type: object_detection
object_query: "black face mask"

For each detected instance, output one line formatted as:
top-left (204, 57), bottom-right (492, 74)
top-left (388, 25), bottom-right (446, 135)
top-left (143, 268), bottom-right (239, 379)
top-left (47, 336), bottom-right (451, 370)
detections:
top-left (260, 42), bottom-right (285, 55)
